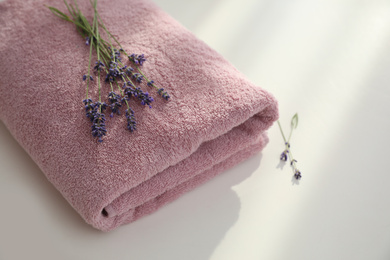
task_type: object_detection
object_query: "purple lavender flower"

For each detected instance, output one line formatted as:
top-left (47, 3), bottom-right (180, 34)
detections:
top-left (114, 48), bottom-right (121, 62)
top-left (122, 86), bottom-right (154, 108)
top-left (137, 54), bottom-right (146, 66)
top-left (125, 67), bottom-right (142, 83)
top-left (147, 80), bottom-right (154, 87)
top-left (126, 81), bottom-right (134, 87)
top-left (94, 60), bottom-right (105, 72)
top-left (82, 74), bottom-right (93, 81)
top-left (294, 170), bottom-right (302, 180)
top-left (94, 101), bottom-right (107, 112)
top-left (105, 61), bottom-right (122, 83)
top-left (49, 4), bottom-right (173, 143)
top-left (128, 53), bottom-right (146, 66)
top-left (290, 159), bottom-right (297, 166)
top-left (91, 112), bottom-right (107, 142)
top-left (83, 98), bottom-right (93, 106)
top-left (108, 47), bottom-right (122, 62)
top-left (157, 88), bottom-right (170, 101)
top-left (108, 91), bottom-right (122, 117)
top-left (123, 87), bottom-right (135, 101)
top-left (133, 87), bottom-right (154, 108)
top-left (131, 73), bottom-right (143, 83)
top-left (280, 150), bottom-right (288, 161)
top-left (83, 98), bottom-right (95, 121)
top-left (128, 54), bottom-right (138, 65)
top-left (125, 67), bottom-right (134, 77)
top-left (140, 93), bottom-right (153, 108)
top-left (82, 99), bottom-right (107, 142)
top-left (125, 108), bottom-right (137, 132)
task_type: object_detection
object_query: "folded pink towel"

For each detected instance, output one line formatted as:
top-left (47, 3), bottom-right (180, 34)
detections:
top-left (0, 0), bottom-right (278, 231)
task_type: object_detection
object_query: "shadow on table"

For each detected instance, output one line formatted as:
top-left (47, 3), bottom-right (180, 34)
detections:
top-left (0, 120), bottom-right (261, 259)
top-left (106, 153), bottom-right (261, 260)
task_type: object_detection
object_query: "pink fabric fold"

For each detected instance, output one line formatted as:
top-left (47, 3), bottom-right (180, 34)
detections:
top-left (0, 0), bottom-right (278, 231)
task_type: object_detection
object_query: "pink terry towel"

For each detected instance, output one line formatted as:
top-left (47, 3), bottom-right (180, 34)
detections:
top-left (0, 0), bottom-right (278, 231)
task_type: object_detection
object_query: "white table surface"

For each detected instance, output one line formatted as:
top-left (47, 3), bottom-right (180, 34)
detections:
top-left (1, 0), bottom-right (390, 259)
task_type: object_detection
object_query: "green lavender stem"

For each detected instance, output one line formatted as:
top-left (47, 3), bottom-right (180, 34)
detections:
top-left (277, 113), bottom-right (301, 179)
top-left (86, 31), bottom-right (93, 99)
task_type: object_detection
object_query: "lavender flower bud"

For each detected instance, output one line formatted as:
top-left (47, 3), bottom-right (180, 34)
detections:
top-left (108, 91), bottom-right (122, 117)
top-left (125, 67), bottom-right (134, 77)
top-left (147, 80), bottom-right (154, 87)
top-left (91, 112), bottom-right (107, 142)
top-left (127, 81), bottom-right (134, 87)
top-left (125, 108), bottom-right (137, 132)
top-left (94, 101), bottom-right (107, 112)
top-left (157, 88), bottom-right (170, 101)
top-left (128, 53), bottom-right (146, 66)
top-left (137, 54), bottom-right (146, 66)
top-left (131, 73), bottom-right (143, 83)
top-left (280, 150), bottom-right (288, 161)
top-left (83, 99), bottom-right (95, 121)
top-left (290, 159), bottom-right (297, 166)
top-left (133, 87), bottom-right (154, 108)
top-left (294, 170), bottom-right (302, 180)
top-left (94, 60), bottom-right (105, 72)
top-left (123, 87), bottom-right (134, 100)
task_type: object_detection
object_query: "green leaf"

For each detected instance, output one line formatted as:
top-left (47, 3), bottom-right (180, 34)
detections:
top-left (46, 6), bottom-right (72, 22)
top-left (291, 113), bottom-right (298, 129)
top-left (63, 0), bottom-right (76, 19)
top-left (72, 0), bottom-right (81, 13)
top-left (69, 4), bottom-right (77, 18)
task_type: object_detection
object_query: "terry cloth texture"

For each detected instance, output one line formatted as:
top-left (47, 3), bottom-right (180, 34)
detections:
top-left (0, 0), bottom-right (278, 231)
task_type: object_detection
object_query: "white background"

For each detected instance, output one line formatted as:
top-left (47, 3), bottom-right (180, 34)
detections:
top-left (1, 0), bottom-right (390, 259)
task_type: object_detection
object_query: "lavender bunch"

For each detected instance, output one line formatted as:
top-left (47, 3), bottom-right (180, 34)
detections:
top-left (278, 113), bottom-right (302, 180)
top-left (47, 0), bottom-right (170, 142)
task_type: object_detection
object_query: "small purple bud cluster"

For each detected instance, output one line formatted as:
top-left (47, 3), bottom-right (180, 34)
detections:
top-left (149, 80), bottom-right (170, 101)
top-left (83, 74), bottom-right (93, 81)
top-left (124, 66), bottom-right (143, 83)
top-left (128, 53), bottom-right (146, 66)
top-left (125, 108), bottom-right (137, 132)
top-left (125, 67), bottom-right (134, 77)
top-left (83, 98), bottom-right (95, 121)
top-left (279, 142), bottom-right (302, 180)
top-left (280, 150), bottom-right (288, 161)
top-left (109, 46), bottom-right (122, 62)
top-left (108, 91), bottom-right (122, 117)
top-left (83, 99), bottom-right (108, 142)
top-left (105, 61), bottom-right (124, 83)
top-left (294, 170), bottom-right (302, 180)
top-left (147, 80), bottom-right (154, 87)
top-left (94, 60), bottom-right (105, 72)
top-left (122, 86), bottom-right (154, 108)
top-left (157, 88), bottom-right (170, 101)
top-left (132, 73), bottom-right (144, 83)
top-left (133, 87), bottom-right (154, 108)
top-left (92, 111), bottom-right (107, 143)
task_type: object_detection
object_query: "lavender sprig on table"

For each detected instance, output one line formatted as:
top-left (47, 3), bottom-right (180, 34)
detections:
top-left (47, 0), bottom-right (170, 142)
top-left (278, 113), bottom-right (302, 180)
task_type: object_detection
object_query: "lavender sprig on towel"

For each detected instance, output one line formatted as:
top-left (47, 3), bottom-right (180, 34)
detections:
top-left (278, 113), bottom-right (302, 180)
top-left (47, 0), bottom-right (170, 142)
